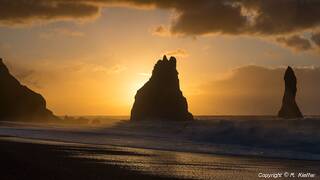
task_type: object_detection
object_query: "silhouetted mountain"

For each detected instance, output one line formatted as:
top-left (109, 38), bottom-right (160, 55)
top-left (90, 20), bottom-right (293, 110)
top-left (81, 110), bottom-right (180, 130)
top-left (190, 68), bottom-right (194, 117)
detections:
top-left (0, 58), bottom-right (55, 121)
top-left (131, 55), bottom-right (193, 121)
top-left (278, 66), bottom-right (303, 118)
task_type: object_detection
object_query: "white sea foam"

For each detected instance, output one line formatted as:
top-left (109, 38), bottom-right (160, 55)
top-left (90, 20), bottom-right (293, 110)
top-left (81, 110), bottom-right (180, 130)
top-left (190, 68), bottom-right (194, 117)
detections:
top-left (0, 116), bottom-right (320, 160)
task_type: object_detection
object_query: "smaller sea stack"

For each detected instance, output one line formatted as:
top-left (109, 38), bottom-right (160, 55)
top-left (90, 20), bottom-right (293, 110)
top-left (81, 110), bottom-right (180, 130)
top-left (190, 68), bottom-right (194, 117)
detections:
top-left (278, 66), bottom-right (303, 118)
top-left (130, 55), bottom-right (193, 121)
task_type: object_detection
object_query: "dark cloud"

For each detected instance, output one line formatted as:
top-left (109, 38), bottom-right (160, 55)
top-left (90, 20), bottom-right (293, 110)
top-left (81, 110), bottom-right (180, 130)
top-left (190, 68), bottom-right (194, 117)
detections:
top-left (168, 0), bottom-right (247, 35)
top-left (122, 0), bottom-right (320, 36)
top-left (240, 0), bottom-right (320, 35)
top-left (3, 1), bottom-right (320, 53)
top-left (2, 0), bottom-right (320, 36)
top-left (0, 0), bottom-right (99, 25)
top-left (311, 32), bottom-right (320, 47)
top-left (195, 65), bottom-right (320, 115)
top-left (276, 35), bottom-right (312, 51)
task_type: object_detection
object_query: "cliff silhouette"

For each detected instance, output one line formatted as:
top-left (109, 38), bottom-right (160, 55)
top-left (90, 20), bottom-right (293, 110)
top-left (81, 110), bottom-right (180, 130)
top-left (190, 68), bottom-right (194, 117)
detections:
top-left (131, 55), bottom-right (193, 121)
top-left (0, 58), bottom-right (55, 121)
top-left (278, 66), bottom-right (303, 118)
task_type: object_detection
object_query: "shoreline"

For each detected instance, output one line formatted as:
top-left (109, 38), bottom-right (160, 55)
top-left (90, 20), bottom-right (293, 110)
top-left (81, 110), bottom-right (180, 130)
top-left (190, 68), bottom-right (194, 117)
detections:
top-left (1, 136), bottom-right (320, 180)
top-left (2, 135), bottom-right (320, 162)
top-left (1, 119), bottom-right (320, 161)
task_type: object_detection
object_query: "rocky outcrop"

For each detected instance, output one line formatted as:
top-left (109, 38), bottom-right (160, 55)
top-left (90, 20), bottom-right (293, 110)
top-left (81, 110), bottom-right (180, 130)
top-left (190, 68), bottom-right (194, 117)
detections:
top-left (131, 55), bottom-right (193, 121)
top-left (0, 58), bottom-right (55, 121)
top-left (278, 66), bottom-right (303, 118)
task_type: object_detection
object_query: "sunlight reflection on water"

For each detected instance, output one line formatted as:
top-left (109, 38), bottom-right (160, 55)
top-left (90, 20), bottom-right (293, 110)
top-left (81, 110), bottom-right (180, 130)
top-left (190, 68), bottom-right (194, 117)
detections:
top-left (73, 145), bottom-right (320, 180)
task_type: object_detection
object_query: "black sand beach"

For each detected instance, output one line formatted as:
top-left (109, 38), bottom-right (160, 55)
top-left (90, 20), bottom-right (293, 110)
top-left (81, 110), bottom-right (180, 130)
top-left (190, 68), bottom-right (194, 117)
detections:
top-left (1, 135), bottom-right (320, 180)
top-left (0, 137), bottom-right (177, 180)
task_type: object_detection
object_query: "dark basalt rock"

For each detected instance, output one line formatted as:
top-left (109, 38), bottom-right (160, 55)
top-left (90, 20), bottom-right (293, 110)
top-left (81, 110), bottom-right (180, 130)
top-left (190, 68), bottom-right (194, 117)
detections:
top-left (278, 66), bottom-right (303, 118)
top-left (130, 55), bottom-right (193, 121)
top-left (0, 58), bottom-right (55, 121)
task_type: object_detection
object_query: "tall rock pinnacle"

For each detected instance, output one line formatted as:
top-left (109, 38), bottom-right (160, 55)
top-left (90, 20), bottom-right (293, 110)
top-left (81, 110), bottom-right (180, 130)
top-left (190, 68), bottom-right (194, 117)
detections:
top-left (0, 58), bottom-right (55, 121)
top-left (278, 66), bottom-right (303, 118)
top-left (130, 55), bottom-right (194, 121)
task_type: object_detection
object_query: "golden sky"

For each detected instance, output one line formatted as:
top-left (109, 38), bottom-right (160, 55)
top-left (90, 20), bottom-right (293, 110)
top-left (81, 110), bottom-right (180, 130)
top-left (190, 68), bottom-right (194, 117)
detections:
top-left (1, 0), bottom-right (320, 115)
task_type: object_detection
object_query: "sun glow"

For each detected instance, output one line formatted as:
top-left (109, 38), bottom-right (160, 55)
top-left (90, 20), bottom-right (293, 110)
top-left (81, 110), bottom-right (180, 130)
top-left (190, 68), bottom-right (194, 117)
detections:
top-left (125, 75), bottom-right (149, 104)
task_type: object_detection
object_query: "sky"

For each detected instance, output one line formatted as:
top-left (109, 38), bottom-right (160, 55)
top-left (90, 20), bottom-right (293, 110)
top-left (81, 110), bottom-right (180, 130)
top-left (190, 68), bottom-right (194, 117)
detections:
top-left (1, 0), bottom-right (320, 116)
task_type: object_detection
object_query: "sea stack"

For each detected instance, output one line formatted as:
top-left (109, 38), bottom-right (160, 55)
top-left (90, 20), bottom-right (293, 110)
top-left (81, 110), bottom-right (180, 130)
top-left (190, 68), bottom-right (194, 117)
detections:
top-left (278, 66), bottom-right (303, 118)
top-left (130, 55), bottom-right (193, 121)
top-left (0, 58), bottom-right (55, 121)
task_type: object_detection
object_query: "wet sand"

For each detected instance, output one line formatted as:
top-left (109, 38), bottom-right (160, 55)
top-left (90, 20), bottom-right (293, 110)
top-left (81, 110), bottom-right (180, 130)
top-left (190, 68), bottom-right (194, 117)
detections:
top-left (0, 137), bottom-right (176, 180)
top-left (1, 136), bottom-right (320, 180)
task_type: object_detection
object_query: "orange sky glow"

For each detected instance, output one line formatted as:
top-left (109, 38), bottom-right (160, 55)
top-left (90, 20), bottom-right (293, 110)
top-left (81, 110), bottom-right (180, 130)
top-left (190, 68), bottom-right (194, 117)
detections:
top-left (1, 1), bottom-right (320, 115)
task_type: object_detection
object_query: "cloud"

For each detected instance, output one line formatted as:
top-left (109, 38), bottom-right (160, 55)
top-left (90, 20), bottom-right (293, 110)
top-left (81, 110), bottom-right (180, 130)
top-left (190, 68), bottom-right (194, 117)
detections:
top-left (2, 0), bottom-right (320, 36)
top-left (3, 0), bottom-right (320, 53)
top-left (194, 65), bottom-right (320, 115)
top-left (164, 48), bottom-right (188, 57)
top-left (0, 0), bottom-right (100, 26)
top-left (151, 25), bottom-right (171, 37)
top-left (120, 0), bottom-right (320, 36)
top-left (276, 35), bottom-right (312, 51)
top-left (311, 31), bottom-right (320, 47)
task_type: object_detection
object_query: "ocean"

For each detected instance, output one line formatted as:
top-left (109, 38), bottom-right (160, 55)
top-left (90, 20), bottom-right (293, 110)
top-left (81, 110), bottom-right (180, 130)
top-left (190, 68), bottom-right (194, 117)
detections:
top-left (0, 116), bottom-right (320, 179)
